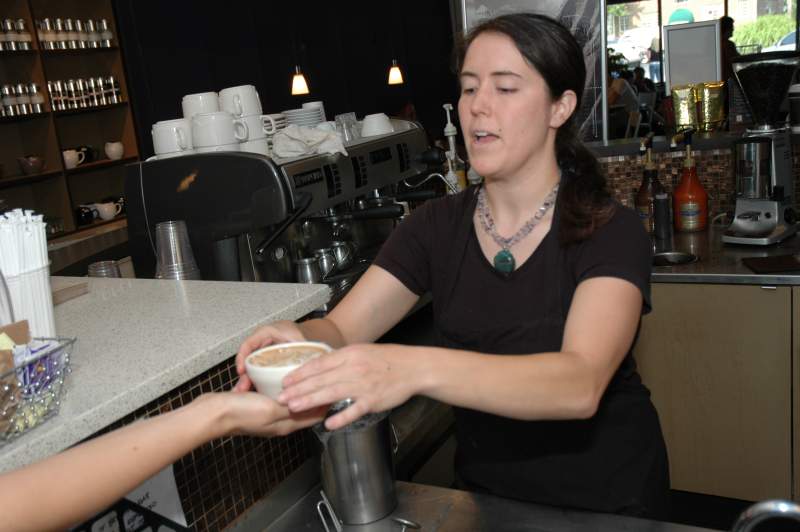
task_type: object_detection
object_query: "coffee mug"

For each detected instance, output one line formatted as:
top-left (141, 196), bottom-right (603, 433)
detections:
top-left (191, 111), bottom-right (248, 147)
top-left (152, 118), bottom-right (193, 155)
top-left (75, 206), bottom-right (95, 225)
top-left (92, 202), bottom-right (122, 221)
top-left (104, 141), bottom-right (124, 160)
top-left (262, 114), bottom-right (285, 135)
top-left (75, 145), bottom-right (97, 163)
top-left (62, 149), bottom-right (85, 169)
top-left (182, 91), bottom-right (219, 119)
top-left (361, 113), bottom-right (394, 137)
top-left (239, 138), bottom-right (270, 156)
top-left (219, 85), bottom-right (262, 117)
top-left (240, 114), bottom-right (269, 140)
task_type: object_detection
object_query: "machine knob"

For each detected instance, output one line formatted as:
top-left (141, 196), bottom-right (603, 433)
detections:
top-left (785, 207), bottom-right (797, 225)
top-left (764, 211), bottom-right (772, 219)
top-left (415, 147), bottom-right (447, 166)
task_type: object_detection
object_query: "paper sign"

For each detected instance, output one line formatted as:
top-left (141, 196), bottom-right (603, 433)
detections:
top-left (125, 464), bottom-right (187, 527)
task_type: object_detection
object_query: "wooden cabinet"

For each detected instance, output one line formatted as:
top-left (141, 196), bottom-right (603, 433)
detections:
top-left (0, 0), bottom-right (137, 239)
top-left (634, 283), bottom-right (792, 502)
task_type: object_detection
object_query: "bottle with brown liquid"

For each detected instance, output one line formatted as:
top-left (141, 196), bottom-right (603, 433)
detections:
top-left (673, 144), bottom-right (708, 232)
top-left (635, 146), bottom-right (663, 234)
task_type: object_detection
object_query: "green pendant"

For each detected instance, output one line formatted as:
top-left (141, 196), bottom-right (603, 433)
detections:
top-left (493, 249), bottom-right (515, 274)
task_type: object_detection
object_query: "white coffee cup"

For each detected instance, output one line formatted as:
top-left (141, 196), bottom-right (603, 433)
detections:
top-left (152, 118), bottom-right (193, 155)
top-left (62, 149), bottom-right (85, 169)
top-left (302, 100), bottom-right (326, 121)
top-left (361, 113), bottom-right (394, 137)
top-left (262, 114), bottom-right (285, 135)
top-left (182, 91), bottom-right (219, 119)
top-left (240, 138), bottom-right (270, 156)
top-left (104, 141), bottom-right (124, 160)
top-left (245, 341), bottom-right (332, 399)
top-left (194, 143), bottom-right (241, 153)
top-left (219, 85), bottom-right (262, 118)
top-left (240, 114), bottom-right (270, 140)
top-left (191, 111), bottom-right (248, 147)
top-left (92, 202), bottom-right (122, 221)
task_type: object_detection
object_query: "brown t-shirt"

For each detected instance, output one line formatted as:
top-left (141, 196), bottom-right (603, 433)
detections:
top-left (374, 183), bottom-right (669, 517)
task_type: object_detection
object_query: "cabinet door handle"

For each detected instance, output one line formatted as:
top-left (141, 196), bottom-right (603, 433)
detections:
top-left (760, 286), bottom-right (777, 290)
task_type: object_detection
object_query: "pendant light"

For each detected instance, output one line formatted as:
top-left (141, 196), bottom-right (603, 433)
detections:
top-left (388, 59), bottom-right (404, 85)
top-left (291, 65), bottom-right (310, 95)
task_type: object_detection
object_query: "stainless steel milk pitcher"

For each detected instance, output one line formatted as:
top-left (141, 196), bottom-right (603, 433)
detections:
top-left (315, 399), bottom-right (398, 526)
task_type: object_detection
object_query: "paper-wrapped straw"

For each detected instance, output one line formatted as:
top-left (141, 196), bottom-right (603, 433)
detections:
top-left (0, 209), bottom-right (55, 337)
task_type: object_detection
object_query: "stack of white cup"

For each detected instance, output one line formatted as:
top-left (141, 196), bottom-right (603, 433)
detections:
top-left (219, 85), bottom-right (269, 156)
top-left (183, 91), bottom-right (248, 153)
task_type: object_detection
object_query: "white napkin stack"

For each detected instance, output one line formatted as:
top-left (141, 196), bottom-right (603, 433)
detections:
top-left (0, 209), bottom-right (55, 337)
top-left (271, 124), bottom-right (348, 159)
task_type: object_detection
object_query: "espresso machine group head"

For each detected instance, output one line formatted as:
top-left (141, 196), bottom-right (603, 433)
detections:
top-left (723, 51), bottom-right (799, 245)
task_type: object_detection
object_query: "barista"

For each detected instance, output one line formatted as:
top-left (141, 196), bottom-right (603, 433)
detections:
top-left (237, 13), bottom-right (669, 518)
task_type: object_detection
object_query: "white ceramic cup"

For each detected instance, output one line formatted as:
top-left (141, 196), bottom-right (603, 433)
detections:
top-left (194, 143), bottom-right (241, 153)
top-left (361, 113), bottom-right (394, 137)
top-left (62, 149), bottom-right (85, 169)
top-left (92, 202), bottom-right (122, 221)
top-left (219, 85), bottom-right (262, 118)
top-left (262, 114), bottom-right (285, 135)
top-left (191, 111), bottom-right (248, 147)
top-left (240, 114), bottom-right (270, 140)
top-left (302, 100), bottom-right (326, 121)
top-left (245, 341), bottom-right (332, 399)
top-left (181, 91), bottom-right (219, 119)
top-left (104, 141), bottom-right (124, 160)
top-left (152, 118), bottom-right (193, 155)
top-left (240, 138), bottom-right (270, 156)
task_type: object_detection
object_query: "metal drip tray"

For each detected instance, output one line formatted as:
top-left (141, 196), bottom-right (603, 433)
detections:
top-left (653, 251), bottom-right (698, 266)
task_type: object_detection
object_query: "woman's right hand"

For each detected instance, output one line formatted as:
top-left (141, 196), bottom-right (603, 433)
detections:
top-left (234, 320), bottom-right (307, 392)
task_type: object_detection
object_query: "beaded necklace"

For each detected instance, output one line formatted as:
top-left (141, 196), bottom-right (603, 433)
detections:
top-left (476, 182), bottom-right (559, 275)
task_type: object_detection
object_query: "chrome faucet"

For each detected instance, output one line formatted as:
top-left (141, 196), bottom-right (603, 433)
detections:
top-left (732, 500), bottom-right (800, 532)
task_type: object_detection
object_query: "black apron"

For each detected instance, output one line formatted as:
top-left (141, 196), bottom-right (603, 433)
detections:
top-left (432, 186), bottom-right (670, 519)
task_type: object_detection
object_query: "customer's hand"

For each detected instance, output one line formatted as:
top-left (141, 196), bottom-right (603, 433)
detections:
top-left (278, 343), bottom-right (418, 430)
top-left (203, 392), bottom-right (326, 437)
top-left (234, 321), bottom-right (307, 392)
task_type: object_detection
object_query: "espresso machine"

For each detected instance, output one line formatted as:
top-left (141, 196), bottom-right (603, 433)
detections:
top-left (125, 120), bottom-right (441, 306)
top-left (723, 51), bottom-right (799, 245)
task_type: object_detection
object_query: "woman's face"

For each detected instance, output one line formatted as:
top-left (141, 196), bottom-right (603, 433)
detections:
top-left (458, 31), bottom-right (565, 181)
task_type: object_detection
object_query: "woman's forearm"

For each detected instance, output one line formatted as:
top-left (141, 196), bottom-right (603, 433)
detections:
top-left (297, 318), bottom-right (348, 348)
top-left (0, 395), bottom-right (225, 532)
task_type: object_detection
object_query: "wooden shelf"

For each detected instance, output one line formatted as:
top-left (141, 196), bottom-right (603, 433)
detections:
top-left (53, 101), bottom-right (127, 116)
top-left (65, 155), bottom-right (138, 175)
top-left (41, 46), bottom-right (119, 55)
top-left (0, 111), bottom-right (50, 124)
top-left (58, 214), bottom-right (126, 239)
top-left (0, 169), bottom-right (62, 190)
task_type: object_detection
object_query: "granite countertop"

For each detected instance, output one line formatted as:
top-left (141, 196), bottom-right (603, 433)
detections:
top-left (0, 277), bottom-right (330, 474)
top-left (652, 225), bottom-right (800, 285)
top-left (266, 481), bottom-right (719, 532)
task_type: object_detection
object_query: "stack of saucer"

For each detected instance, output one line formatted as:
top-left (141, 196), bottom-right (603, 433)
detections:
top-left (262, 113), bottom-right (288, 155)
top-left (282, 107), bottom-right (324, 128)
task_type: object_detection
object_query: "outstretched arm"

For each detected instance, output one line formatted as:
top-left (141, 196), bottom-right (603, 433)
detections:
top-left (0, 392), bottom-right (324, 532)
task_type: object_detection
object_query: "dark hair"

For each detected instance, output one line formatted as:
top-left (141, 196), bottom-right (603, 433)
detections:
top-left (633, 66), bottom-right (645, 76)
top-left (720, 16), bottom-right (734, 34)
top-left (454, 13), bottom-right (614, 244)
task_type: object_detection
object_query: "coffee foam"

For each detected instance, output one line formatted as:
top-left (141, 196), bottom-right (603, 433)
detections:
top-left (249, 345), bottom-right (324, 367)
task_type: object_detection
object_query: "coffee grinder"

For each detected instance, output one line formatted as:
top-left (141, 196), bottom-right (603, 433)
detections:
top-left (723, 51), bottom-right (799, 245)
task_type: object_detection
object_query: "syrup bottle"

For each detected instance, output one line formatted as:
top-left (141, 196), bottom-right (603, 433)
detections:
top-left (672, 133), bottom-right (708, 232)
top-left (635, 137), bottom-right (663, 234)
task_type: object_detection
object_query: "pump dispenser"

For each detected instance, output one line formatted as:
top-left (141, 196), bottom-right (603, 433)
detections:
top-left (635, 133), bottom-right (663, 233)
top-left (671, 129), bottom-right (708, 232)
top-left (442, 103), bottom-right (466, 192)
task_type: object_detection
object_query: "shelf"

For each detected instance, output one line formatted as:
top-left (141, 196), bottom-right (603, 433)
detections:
top-left (0, 49), bottom-right (37, 56)
top-left (55, 214), bottom-right (127, 240)
top-left (0, 170), bottom-right (62, 190)
top-left (53, 101), bottom-right (127, 116)
top-left (0, 111), bottom-right (51, 124)
top-left (41, 46), bottom-right (119, 55)
top-left (65, 155), bottom-right (138, 175)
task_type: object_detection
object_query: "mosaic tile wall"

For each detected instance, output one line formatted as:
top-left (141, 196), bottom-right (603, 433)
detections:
top-left (87, 356), bottom-right (318, 531)
top-left (600, 140), bottom-right (800, 213)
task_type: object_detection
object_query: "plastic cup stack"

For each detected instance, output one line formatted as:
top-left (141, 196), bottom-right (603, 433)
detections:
top-left (0, 209), bottom-right (56, 337)
top-left (87, 260), bottom-right (121, 278)
top-left (154, 220), bottom-right (201, 280)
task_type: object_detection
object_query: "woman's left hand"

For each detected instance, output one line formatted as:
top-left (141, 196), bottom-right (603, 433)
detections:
top-left (278, 343), bottom-right (418, 430)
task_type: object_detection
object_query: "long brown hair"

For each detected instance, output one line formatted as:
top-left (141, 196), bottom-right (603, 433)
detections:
top-left (455, 13), bottom-right (614, 244)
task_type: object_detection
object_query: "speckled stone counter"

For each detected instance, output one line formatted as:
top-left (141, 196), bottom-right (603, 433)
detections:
top-left (0, 277), bottom-right (329, 474)
top-left (652, 227), bottom-right (800, 285)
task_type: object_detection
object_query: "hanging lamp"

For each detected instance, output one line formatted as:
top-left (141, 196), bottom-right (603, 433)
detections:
top-left (388, 59), bottom-right (404, 85)
top-left (291, 65), bottom-right (309, 95)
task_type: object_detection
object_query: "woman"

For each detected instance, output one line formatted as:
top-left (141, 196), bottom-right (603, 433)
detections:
top-left (236, 13), bottom-right (669, 518)
top-left (0, 392), bottom-right (324, 531)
